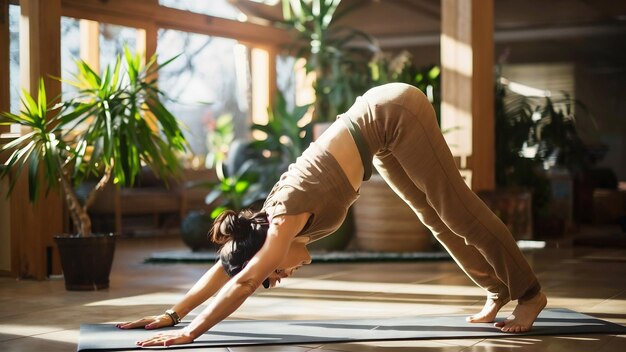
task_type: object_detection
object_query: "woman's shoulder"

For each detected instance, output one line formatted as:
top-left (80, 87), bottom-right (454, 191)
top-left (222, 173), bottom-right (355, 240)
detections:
top-left (267, 212), bottom-right (312, 240)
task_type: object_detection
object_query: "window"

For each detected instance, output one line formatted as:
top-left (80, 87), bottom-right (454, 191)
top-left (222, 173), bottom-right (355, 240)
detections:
top-left (60, 17), bottom-right (80, 97)
top-left (8, 4), bottom-right (19, 119)
top-left (156, 29), bottom-right (250, 164)
top-left (159, 0), bottom-right (244, 20)
top-left (276, 54), bottom-right (297, 111)
top-left (61, 18), bottom-right (138, 97)
top-left (99, 23), bottom-right (137, 69)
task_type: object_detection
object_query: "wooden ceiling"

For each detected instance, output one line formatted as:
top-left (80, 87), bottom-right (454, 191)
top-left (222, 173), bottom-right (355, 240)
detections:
top-left (232, 0), bottom-right (626, 68)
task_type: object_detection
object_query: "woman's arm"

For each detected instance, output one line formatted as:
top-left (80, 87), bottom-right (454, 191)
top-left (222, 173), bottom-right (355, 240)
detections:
top-left (117, 260), bottom-right (230, 329)
top-left (171, 260), bottom-right (230, 320)
top-left (136, 213), bottom-right (309, 347)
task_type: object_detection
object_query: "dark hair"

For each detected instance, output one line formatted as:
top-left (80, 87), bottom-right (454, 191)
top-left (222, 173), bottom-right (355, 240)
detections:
top-left (211, 209), bottom-right (270, 278)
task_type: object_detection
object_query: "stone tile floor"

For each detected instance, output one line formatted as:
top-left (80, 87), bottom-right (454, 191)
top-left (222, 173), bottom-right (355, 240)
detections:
top-left (1, 227), bottom-right (625, 351)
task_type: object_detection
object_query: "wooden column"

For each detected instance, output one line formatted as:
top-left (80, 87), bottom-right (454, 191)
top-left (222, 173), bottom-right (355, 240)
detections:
top-left (137, 23), bottom-right (157, 62)
top-left (440, 0), bottom-right (495, 191)
top-left (79, 19), bottom-right (99, 72)
top-left (0, 0), bottom-right (13, 274)
top-left (13, 0), bottom-right (63, 279)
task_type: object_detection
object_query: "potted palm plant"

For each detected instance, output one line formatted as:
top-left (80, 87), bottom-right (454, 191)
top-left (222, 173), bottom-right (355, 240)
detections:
top-left (0, 48), bottom-right (187, 290)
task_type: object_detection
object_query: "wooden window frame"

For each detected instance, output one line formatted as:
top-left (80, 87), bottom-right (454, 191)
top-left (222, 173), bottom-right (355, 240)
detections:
top-left (0, 0), bottom-right (10, 134)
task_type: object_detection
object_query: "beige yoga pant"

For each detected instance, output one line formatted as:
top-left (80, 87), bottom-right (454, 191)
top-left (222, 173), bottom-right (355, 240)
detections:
top-left (341, 83), bottom-right (540, 302)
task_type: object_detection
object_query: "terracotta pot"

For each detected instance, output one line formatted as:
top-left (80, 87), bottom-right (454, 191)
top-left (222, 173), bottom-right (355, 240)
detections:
top-left (353, 174), bottom-right (432, 252)
top-left (54, 234), bottom-right (116, 291)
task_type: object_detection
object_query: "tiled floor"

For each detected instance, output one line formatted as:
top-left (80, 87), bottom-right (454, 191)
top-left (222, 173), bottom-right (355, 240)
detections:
top-left (1, 227), bottom-right (625, 351)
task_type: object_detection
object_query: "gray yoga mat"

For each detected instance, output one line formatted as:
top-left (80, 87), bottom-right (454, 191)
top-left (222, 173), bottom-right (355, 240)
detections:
top-left (77, 308), bottom-right (626, 351)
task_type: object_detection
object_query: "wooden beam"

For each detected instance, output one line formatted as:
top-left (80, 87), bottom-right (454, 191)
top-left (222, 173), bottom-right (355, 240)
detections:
top-left (16, 0), bottom-right (64, 279)
top-left (61, 0), bottom-right (291, 45)
top-left (440, 0), bottom-right (495, 191)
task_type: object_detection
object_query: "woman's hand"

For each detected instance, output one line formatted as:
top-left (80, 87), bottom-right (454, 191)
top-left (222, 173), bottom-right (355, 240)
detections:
top-left (136, 330), bottom-right (195, 347)
top-left (116, 314), bottom-right (174, 330)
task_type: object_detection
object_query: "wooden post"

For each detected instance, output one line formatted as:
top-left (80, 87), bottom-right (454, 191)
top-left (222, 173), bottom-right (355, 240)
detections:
top-left (440, 0), bottom-right (495, 191)
top-left (79, 19), bottom-right (99, 73)
top-left (14, 0), bottom-right (63, 279)
top-left (0, 0), bottom-right (13, 274)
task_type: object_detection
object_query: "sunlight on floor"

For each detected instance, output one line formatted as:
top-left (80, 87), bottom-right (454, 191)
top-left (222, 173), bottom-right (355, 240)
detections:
top-left (84, 292), bottom-right (182, 307)
top-left (279, 278), bottom-right (487, 297)
top-left (0, 324), bottom-right (78, 343)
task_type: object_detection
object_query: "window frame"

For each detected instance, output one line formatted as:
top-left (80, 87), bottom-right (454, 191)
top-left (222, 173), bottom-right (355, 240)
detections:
top-left (0, 0), bottom-right (10, 135)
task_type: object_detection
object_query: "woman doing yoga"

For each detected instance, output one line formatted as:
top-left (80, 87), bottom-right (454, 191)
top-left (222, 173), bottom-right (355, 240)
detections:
top-left (118, 83), bottom-right (547, 347)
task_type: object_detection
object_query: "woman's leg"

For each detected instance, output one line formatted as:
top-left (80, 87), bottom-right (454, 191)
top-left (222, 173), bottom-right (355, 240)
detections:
top-left (362, 83), bottom-right (545, 331)
top-left (374, 153), bottom-right (510, 322)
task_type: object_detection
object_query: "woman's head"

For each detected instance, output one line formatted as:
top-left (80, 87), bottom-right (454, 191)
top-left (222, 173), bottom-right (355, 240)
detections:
top-left (211, 209), bottom-right (269, 279)
top-left (211, 209), bottom-right (311, 288)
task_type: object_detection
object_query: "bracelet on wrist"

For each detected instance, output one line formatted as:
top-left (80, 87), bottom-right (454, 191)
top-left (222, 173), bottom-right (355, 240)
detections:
top-left (164, 309), bottom-right (181, 325)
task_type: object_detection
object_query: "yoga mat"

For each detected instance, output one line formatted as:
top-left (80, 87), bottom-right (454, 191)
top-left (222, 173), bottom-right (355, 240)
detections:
top-left (145, 250), bottom-right (452, 264)
top-left (78, 308), bottom-right (626, 351)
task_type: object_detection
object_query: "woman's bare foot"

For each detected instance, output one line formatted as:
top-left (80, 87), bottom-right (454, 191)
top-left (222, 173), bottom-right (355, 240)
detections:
top-left (494, 291), bottom-right (547, 333)
top-left (466, 297), bottom-right (510, 323)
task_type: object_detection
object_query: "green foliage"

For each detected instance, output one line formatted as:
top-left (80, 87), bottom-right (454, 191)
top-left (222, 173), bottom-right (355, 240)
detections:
top-left (494, 69), bottom-right (601, 218)
top-left (250, 91), bottom-right (311, 164)
top-left (202, 160), bottom-right (265, 219)
top-left (0, 79), bottom-right (63, 201)
top-left (249, 91), bottom-right (311, 195)
top-left (193, 91), bottom-right (311, 219)
top-left (205, 113), bottom-right (235, 169)
top-left (369, 51), bottom-right (441, 123)
top-left (0, 47), bottom-right (188, 235)
top-left (61, 48), bottom-right (187, 187)
top-left (279, 0), bottom-right (375, 122)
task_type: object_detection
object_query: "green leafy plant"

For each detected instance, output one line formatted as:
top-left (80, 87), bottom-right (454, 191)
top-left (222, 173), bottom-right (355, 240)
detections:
top-left (369, 51), bottom-right (441, 123)
top-left (279, 0), bottom-right (375, 122)
top-left (494, 69), bottom-right (603, 220)
top-left (0, 47), bottom-right (187, 236)
top-left (192, 91), bottom-right (311, 219)
top-left (202, 160), bottom-right (265, 219)
top-left (250, 91), bottom-right (311, 165)
top-left (205, 113), bottom-right (235, 169)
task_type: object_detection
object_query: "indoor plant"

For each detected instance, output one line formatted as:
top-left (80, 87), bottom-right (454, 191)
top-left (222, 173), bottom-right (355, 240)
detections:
top-left (493, 69), bottom-right (604, 238)
top-left (182, 91), bottom-right (310, 251)
top-left (279, 0), bottom-right (375, 123)
top-left (0, 48), bottom-right (187, 290)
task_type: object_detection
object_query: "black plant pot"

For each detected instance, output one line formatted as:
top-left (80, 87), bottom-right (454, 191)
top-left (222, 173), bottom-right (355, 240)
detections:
top-left (54, 234), bottom-right (117, 291)
top-left (180, 211), bottom-right (217, 252)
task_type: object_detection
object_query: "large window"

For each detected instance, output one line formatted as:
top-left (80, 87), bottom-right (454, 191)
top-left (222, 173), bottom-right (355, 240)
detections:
top-left (156, 29), bottom-right (250, 165)
top-left (10, 0), bottom-right (281, 168)
top-left (8, 4), bottom-right (19, 118)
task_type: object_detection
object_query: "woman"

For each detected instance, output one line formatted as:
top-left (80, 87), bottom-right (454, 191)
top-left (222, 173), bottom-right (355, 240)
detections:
top-left (118, 83), bottom-right (547, 347)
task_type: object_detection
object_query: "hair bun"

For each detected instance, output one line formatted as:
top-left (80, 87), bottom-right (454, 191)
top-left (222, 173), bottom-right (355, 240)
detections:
top-left (211, 210), bottom-right (235, 244)
top-left (210, 210), bottom-right (255, 244)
